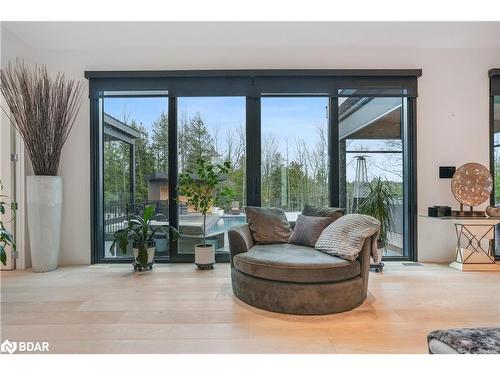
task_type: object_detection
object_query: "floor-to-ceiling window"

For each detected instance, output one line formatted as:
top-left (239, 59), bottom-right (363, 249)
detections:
top-left (338, 96), bottom-right (406, 257)
top-left (176, 97), bottom-right (246, 254)
top-left (87, 70), bottom-right (420, 263)
top-left (101, 94), bottom-right (169, 260)
top-left (491, 69), bottom-right (500, 257)
top-left (261, 97), bottom-right (329, 221)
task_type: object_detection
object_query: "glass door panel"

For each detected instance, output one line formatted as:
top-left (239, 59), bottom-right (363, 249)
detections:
top-left (176, 97), bottom-right (246, 254)
top-left (494, 96), bottom-right (500, 257)
top-left (101, 95), bottom-right (169, 259)
top-left (338, 96), bottom-right (406, 258)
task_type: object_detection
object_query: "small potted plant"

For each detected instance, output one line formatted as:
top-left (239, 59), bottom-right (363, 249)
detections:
top-left (110, 205), bottom-right (179, 271)
top-left (1, 181), bottom-right (17, 267)
top-left (178, 159), bottom-right (233, 270)
top-left (358, 177), bottom-right (398, 249)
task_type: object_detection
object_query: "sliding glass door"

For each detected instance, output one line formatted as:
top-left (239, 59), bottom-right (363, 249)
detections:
top-left (101, 94), bottom-right (170, 260)
top-left (338, 96), bottom-right (410, 258)
top-left (176, 97), bottom-right (246, 255)
top-left (87, 70), bottom-right (420, 263)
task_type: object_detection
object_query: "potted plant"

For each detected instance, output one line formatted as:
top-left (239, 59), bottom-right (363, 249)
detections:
top-left (110, 205), bottom-right (179, 271)
top-left (358, 177), bottom-right (398, 249)
top-left (1, 181), bottom-right (17, 267)
top-left (0, 61), bottom-right (82, 272)
top-left (178, 159), bottom-right (233, 270)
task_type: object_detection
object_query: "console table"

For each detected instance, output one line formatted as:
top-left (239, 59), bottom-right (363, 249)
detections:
top-left (443, 217), bottom-right (500, 271)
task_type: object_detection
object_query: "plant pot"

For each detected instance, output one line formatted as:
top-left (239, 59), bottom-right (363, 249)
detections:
top-left (133, 241), bottom-right (156, 272)
top-left (27, 176), bottom-right (62, 272)
top-left (195, 243), bottom-right (215, 270)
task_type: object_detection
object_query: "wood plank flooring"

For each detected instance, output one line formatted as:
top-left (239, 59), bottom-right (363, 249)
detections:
top-left (1, 263), bottom-right (499, 354)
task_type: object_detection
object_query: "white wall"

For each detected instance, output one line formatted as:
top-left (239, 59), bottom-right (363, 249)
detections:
top-left (0, 25), bottom-right (39, 269)
top-left (2, 22), bottom-right (500, 264)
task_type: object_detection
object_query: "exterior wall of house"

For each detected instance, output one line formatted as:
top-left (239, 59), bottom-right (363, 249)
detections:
top-left (2, 22), bottom-right (499, 264)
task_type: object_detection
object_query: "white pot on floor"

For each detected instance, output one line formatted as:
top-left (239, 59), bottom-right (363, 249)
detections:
top-left (27, 176), bottom-right (62, 272)
top-left (195, 243), bottom-right (215, 270)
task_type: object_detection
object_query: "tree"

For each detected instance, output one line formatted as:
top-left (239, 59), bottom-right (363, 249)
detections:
top-left (180, 112), bottom-right (217, 172)
top-left (130, 120), bottom-right (155, 202)
top-left (151, 112), bottom-right (169, 174)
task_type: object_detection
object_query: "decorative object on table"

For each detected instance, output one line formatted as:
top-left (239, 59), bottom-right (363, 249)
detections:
top-left (245, 206), bottom-right (292, 244)
top-left (428, 327), bottom-right (500, 354)
top-left (0, 181), bottom-right (17, 268)
top-left (428, 206), bottom-right (451, 217)
top-left (0, 60), bottom-right (83, 272)
top-left (451, 162), bottom-right (492, 217)
top-left (485, 205), bottom-right (500, 217)
top-left (439, 166), bottom-right (456, 179)
top-left (178, 159), bottom-right (233, 270)
top-left (110, 205), bottom-right (178, 272)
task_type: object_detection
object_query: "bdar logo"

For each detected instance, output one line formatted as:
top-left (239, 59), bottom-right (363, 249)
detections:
top-left (1, 340), bottom-right (17, 354)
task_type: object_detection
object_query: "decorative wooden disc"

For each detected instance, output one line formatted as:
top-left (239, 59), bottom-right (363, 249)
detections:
top-left (451, 163), bottom-right (493, 207)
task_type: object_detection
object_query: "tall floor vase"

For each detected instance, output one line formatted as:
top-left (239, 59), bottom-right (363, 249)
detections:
top-left (27, 176), bottom-right (62, 272)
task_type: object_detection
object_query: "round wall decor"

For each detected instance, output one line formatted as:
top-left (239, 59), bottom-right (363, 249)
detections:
top-left (451, 163), bottom-right (493, 207)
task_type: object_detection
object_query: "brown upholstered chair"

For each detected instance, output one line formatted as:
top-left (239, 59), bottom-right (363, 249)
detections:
top-left (228, 223), bottom-right (375, 315)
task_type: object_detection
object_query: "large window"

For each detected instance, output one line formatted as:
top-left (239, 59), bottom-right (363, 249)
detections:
top-left (261, 97), bottom-right (329, 220)
top-left (87, 70), bottom-right (420, 263)
top-left (177, 97), bottom-right (246, 254)
top-left (339, 97), bottom-right (406, 257)
top-left (102, 95), bottom-right (169, 259)
top-left (493, 94), bottom-right (500, 257)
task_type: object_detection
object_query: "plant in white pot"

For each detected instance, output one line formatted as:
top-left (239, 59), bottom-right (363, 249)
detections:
top-left (0, 61), bottom-right (83, 272)
top-left (110, 205), bottom-right (179, 272)
top-left (178, 159), bottom-right (233, 270)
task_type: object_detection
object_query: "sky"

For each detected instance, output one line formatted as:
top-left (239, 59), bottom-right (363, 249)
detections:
top-left (103, 96), bottom-right (402, 182)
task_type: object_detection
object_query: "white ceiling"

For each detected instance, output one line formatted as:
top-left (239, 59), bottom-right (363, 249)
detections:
top-left (3, 22), bottom-right (500, 53)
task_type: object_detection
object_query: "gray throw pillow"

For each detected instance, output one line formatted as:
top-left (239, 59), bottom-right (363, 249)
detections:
top-left (302, 204), bottom-right (344, 220)
top-left (315, 214), bottom-right (380, 261)
top-left (288, 214), bottom-right (336, 247)
top-left (245, 207), bottom-right (292, 244)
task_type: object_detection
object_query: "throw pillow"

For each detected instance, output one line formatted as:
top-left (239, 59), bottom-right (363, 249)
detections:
top-left (288, 214), bottom-right (336, 247)
top-left (315, 214), bottom-right (381, 261)
top-left (245, 207), bottom-right (292, 244)
top-left (302, 204), bottom-right (344, 221)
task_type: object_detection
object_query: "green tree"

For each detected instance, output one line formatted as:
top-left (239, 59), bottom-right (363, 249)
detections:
top-left (151, 112), bottom-right (169, 173)
top-left (130, 120), bottom-right (155, 202)
top-left (181, 113), bottom-right (217, 171)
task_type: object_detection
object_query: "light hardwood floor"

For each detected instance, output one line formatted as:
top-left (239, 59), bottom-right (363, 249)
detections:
top-left (1, 263), bottom-right (499, 354)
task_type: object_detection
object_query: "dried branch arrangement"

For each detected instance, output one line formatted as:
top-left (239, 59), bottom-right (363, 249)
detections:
top-left (0, 60), bottom-right (83, 176)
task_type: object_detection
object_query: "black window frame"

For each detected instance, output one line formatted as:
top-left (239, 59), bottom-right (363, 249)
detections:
top-left (86, 69), bottom-right (421, 264)
top-left (489, 69), bottom-right (500, 260)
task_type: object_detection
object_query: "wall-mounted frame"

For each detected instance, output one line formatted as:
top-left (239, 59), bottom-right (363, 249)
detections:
top-left (85, 69), bottom-right (421, 264)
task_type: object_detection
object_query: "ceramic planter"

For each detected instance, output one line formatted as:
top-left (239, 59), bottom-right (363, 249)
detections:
top-left (195, 243), bottom-right (215, 270)
top-left (27, 176), bottom-right (62, 272)
top-left (133, 241), bottom-right (156, 271)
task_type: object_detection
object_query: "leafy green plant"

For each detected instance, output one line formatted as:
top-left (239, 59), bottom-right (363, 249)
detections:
top-left (358, 177), bottom-right (398, 245)
top-left (110, 205), bottom-right (179, 267)
top-left (0, 181), bottom-right (17, 266)
top-left (178, 159), bottom-right (233, 246)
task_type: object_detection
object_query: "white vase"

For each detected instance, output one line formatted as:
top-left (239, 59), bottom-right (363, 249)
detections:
top-left (27, 176), bottom-right (62, 272)
top-left (195, 243), bottom-right (215, 270)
